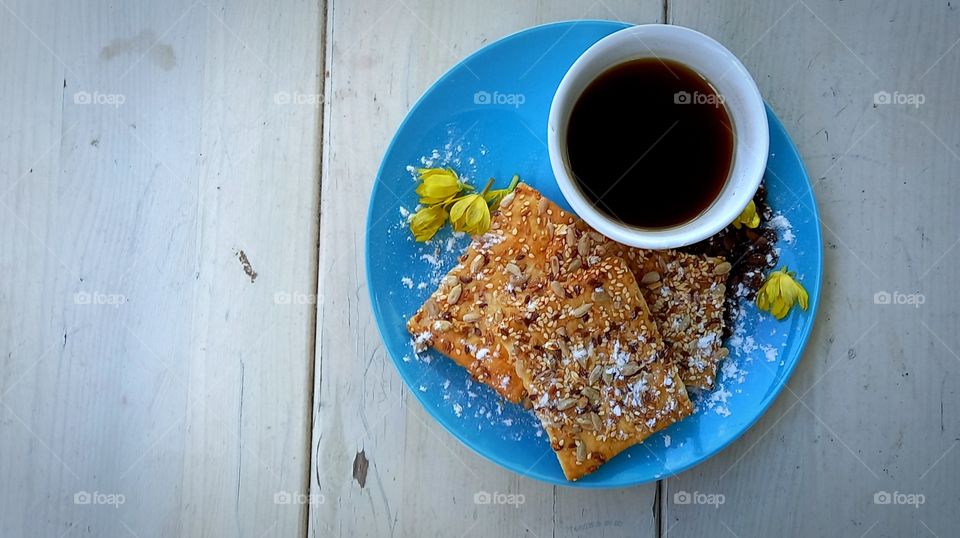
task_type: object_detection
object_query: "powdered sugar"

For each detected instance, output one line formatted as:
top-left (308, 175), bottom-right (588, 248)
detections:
top-left (768, 213), bottom-right (795, 245)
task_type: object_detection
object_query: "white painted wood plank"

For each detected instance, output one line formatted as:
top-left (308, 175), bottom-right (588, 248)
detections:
top-left (664, 1), bottom-right (960, 536)
top-left (0, 0), bottom-right (322, 536)
top-left (310, 1), bottom-right (667, 537)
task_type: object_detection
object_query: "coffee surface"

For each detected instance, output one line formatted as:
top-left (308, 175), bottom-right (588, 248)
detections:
top-left (567, 58), bottom-right (734, 228)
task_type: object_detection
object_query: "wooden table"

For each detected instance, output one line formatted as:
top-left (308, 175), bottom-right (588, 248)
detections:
top-left (2, 0), bottom-right (957, 536)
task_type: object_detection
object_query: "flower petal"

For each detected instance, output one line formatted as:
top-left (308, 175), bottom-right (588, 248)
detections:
top-left (797, 285), bottom-right (809, 310)
top-left (449, 195), bottom-right (472, 223)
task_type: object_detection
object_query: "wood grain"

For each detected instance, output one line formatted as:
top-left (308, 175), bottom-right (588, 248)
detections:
top-left (3, 0), bottom-right (957, 536)
top-left (0, 0), bottom-right (322, 536)
top-left (664, 1), bottom-right (960, 536)
top-left (309, 1), bottom-right (666, 537)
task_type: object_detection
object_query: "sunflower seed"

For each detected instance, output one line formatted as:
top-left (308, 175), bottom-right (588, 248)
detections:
top-left (499, 191), bottom-right (516, 208)
top-left (570, 303), bottom-right (593, 318)
top-left (588, 364), bottom-right (603, 385)
top-left (424, 300), bottom-right (439, 317)
top-left (550, 281), bottom-right (566, 298)
top-left (538, 197), bottom-right (548, 216)
top-left (470, 254), bottom-right (485, 274)
top-left (446, 284), bottom-right (462, 304)
top-left (442, 275), bottom-right (459, 287)
top-left (576, 441), bottom-right (586, 463)
top-left (713, 261), bottom-right (732, 275)
top-left (462, 312), bottom-right (481, 323)
top-left (590, 412), bottom-right (602, 431)
top-left (546, 220), bottom-right (555, 237)
top-left (558, 338), bottom-right (571, 358)
top-left (713, 283), bottom-right (727, 297)
top-left (505, 262), bottom-right (522, 277)
top-left (557, 397), bottom-right (578, 411)
top-left (591, 289), bottom-right (608, 302)
top-left (577, 396), bottom-right (588, 408)
top-left (568, 258), bottom-right (582, 272)
top-left (550, 256), bottom-right (561, 277)
top-left (577, 234), bottom-right (590, 257)
top-left (432, 320), bottom-right (452, 332)
top-left (621, 362), bottom-right (641, 377)
top-left (641, 271), bottom-right (661, 284)
top-left (589, 231), bottom-right (605, 242)
top-left (566, 226), bottom-right (577, 247)
top-left (581, 386), bottom-right (600, 404)
top-left (717, 347), bottom-right (730, 359)
top-left (602, 370), bottom-right (614, 385)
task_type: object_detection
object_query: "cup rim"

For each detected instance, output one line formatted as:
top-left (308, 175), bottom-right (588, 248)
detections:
top-left (548, 24), bottom-right (769, 249)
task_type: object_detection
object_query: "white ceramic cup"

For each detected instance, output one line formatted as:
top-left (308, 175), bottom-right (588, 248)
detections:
top-left (548, 24), bottom-right (768, 249)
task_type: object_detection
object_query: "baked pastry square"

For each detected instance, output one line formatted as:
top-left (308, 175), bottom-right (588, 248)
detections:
top-left (405, 184), bottom-right (563, 402)
top-left (504, 256), bottom-right (693, 481)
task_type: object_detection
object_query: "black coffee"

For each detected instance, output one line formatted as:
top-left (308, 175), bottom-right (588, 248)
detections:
top-left (566, 58), bottom-right (734, 228)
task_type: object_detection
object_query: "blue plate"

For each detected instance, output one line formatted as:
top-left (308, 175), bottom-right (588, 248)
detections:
top-left (366, 20), bottom-right (822, 488)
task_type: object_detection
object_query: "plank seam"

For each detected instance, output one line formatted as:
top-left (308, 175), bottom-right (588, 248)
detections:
top-left (304, 0), bottom-right (333, 535)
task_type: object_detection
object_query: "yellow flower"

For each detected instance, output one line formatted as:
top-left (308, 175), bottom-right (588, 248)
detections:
top-left (484, 175), bottom-right (520, 210)
top-left (409, 205), bottom-right (448, 242)
top-left (732, 199), bottom-right (760, 229)
top-left (415, 168), bottom-right (470, 205)
top-left (449, 193), bottom-right (491, 236)
top-left (757, 266), bottom-right (809, 320)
